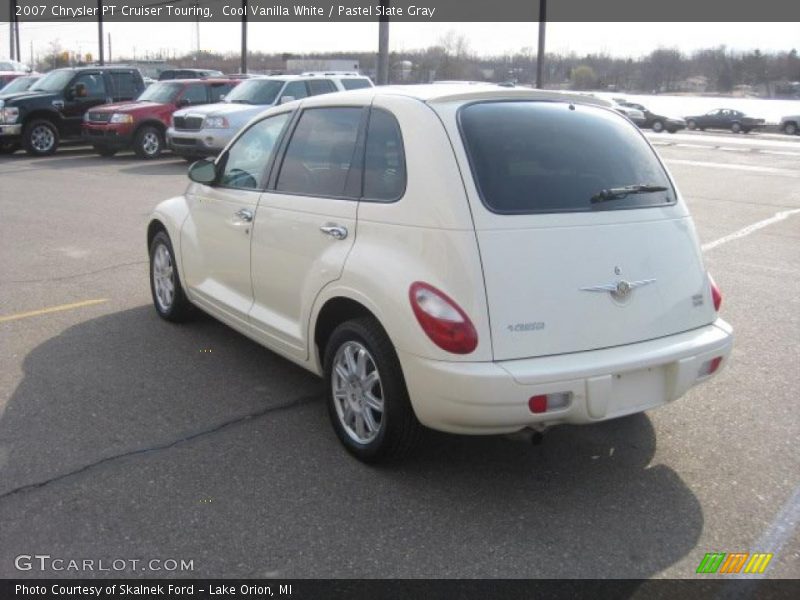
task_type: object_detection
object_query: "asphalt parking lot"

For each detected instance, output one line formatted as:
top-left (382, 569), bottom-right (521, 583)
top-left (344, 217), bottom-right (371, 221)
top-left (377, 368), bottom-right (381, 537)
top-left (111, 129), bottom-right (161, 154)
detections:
top-left (0, 129), bottom-right (798, 580)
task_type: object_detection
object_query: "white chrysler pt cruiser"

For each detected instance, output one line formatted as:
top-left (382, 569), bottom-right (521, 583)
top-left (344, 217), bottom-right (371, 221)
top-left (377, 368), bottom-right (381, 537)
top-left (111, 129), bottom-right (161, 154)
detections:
top-left (147, 85), bottom-right (733, 462)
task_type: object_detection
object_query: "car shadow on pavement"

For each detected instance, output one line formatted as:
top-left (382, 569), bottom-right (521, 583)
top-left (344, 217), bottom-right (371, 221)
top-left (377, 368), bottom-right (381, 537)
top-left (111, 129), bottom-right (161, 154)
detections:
top-left (0, 306), bottom-right (703, 580)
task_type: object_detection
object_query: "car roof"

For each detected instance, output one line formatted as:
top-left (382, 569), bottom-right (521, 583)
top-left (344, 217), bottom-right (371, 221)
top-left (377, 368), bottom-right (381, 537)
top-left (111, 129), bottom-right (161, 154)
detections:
top-left (298, 84), bottom-right (616, 108)
top-left (160, 78), bottom-right (240, 84)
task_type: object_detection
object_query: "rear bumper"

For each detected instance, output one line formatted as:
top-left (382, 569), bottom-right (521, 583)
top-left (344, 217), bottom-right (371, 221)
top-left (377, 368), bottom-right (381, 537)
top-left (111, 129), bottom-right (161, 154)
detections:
top-left (166, 127), bottom-right (230, 156)
top-left (398, 319), bottom-right (733, 434)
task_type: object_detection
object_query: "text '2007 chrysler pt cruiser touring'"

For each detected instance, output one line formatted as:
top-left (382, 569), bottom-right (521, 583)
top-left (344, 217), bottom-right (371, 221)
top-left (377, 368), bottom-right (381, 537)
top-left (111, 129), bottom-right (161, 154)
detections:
top-left (147, 85), bottom-right (733, 462)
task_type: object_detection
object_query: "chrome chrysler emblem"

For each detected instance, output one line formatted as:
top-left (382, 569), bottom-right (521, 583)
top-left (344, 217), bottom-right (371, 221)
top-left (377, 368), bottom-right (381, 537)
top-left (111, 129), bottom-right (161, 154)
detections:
top-left (580, 278), bottom-right (656, 300)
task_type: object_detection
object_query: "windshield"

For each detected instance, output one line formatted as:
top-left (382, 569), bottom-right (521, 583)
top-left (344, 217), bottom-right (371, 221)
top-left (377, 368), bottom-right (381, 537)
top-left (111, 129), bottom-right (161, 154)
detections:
top-left (29, 70), bottom-right (75, 92)
top-left (459, 101), bottom-right (673, 214)
top-left (137, 82), bottom-right (182, 103)
top-left (224, 79), bottom-right (284, 105)
top-left (1, 76), bottom-right (37, 93)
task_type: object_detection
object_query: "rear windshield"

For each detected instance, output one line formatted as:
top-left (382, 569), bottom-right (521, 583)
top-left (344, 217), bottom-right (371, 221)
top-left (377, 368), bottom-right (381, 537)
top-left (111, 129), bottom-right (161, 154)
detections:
top-left (459, 101), bottom-right (674, 214)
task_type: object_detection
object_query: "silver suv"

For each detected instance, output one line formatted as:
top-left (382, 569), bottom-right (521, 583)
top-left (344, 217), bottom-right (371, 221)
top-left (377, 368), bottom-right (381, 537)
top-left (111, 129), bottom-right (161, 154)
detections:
top-left (166, 73), bottom-right (373, 160)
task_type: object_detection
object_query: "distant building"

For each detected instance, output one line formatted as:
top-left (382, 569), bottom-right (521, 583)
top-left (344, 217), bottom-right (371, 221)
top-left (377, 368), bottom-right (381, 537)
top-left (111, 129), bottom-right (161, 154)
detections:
top-left (286, 58), bottom-right (360, 74)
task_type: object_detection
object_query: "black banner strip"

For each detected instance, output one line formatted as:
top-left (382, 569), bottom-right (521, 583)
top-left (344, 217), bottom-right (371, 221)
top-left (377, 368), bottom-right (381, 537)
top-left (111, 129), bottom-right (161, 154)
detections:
top-left (3, 0), bottom-right (800, 23)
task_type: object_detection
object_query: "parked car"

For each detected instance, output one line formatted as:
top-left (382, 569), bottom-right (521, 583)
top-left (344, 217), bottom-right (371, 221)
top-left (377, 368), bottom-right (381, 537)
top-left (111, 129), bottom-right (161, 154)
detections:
top-left (0, 72), bottom-right (26, 90)
top-left (685, 108), bottom-right (765, 133)
top-left (82, 78), bottom-right (239, 158)
top-left (615, 100), bottom-right (686, 133)
top-left (0, 66), bottom-right (145, 156)
top-left (166, 73), bottom-right (373, 160)
top-left (147, 85), bottom-right (733, 462)
top-left (608, 100), bottom-right (646, 127)
top-left (779, 114), bottom-right (799, 135)
top-left (0, 74), bottom-right (40, 94)
top-left (158, 69), bottom-right (224, 81)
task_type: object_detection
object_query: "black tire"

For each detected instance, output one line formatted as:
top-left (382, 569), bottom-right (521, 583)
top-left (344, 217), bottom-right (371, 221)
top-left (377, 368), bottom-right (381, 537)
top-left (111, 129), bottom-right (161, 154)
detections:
top-left (134, 125), bottom-right (164, 159)
top-left (731, 122), bottom-right (742, 133)
top-left (687, 119), bottom-right (697, 130)
top-left (149, 230), bottom-right (193, 322)
top-left (93, 145), bottom-right (118, 157)
top-left (784, 122), bottom-right (798, 136)
top-left (651, 120), bottom-right (664, 133)
top-left (323, 317), bottom-right (423, 463)
top-left (23, 119), bottom-right (59, 156)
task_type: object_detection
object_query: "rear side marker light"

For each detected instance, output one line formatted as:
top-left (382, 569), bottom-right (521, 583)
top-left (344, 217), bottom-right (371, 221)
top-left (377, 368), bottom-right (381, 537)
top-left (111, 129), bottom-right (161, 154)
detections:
top-left (698, 356), bottom-right (723, 378)
top-left (409, 282), bottom-right (478, 354)
top-left (528, 393), bottom-right (571, 414)
top-left (708, 273), bottom-right (722, 312)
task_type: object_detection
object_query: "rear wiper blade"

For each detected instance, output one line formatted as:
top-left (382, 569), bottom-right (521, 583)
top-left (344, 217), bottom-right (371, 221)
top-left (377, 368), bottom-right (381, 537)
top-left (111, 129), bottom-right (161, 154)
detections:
top-left (590, 184), bottom-right (669, 203)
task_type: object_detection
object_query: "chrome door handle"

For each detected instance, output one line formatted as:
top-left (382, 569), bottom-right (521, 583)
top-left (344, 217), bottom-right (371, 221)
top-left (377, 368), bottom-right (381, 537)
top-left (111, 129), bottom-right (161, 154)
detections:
top-left (235, 208), bottom-right (254, 222)
top-left (319, 224), bottom-right (348, 240)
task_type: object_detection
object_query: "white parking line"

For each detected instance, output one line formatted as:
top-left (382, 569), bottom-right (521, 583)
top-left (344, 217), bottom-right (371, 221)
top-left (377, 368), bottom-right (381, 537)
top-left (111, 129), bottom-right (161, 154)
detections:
top-left (666, 159), bottom-right (800, 177)
top-left (702, 208), bottom-right (800, 251)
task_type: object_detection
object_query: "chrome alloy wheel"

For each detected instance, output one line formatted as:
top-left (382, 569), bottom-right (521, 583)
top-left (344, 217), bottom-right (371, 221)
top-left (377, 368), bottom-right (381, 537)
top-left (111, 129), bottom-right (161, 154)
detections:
top-left (142, 131), bottom-right (160, 155)
top-left (331, 341), bottom-right (384, 444)
top-left (152, 243), bottom-right (175, 312)
top-left (30, 125), bottom-right (55, 153)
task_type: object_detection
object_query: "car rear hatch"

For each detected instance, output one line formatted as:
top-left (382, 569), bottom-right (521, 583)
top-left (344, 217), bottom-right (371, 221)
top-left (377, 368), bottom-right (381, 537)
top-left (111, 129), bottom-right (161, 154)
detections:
top-left (444, 98), bottom-right (717, 361)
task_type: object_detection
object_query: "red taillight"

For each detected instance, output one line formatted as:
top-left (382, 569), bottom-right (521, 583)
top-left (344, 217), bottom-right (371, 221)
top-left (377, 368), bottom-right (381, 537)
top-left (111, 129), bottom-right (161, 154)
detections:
top-left (409, 282), bottom-right (478, 354)
top-left (709, 273), bottom-right (722, 312)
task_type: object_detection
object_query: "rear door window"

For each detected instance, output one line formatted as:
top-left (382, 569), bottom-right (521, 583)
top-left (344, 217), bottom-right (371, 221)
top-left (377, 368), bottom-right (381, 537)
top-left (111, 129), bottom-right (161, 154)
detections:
top-left (341, 78), bottom-right (372, 90)
top-left (276, 107), bottom-right (363, 198)
top-left (307, 79), bottom-right (336, 95)
top-left (181, 83), bottom-right (207, 105)
top-left (109, 71), bottom-right (140, 99)
top-left (209, 82), bottom-right (235, 102)
top-left (459, 101), bottom-right (674, 214)
top-left (281, 81), bottom-right (309, 101)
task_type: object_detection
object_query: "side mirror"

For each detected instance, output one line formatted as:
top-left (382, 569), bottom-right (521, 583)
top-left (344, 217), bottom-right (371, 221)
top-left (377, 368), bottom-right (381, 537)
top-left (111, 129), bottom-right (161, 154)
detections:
top-left (279, 95), bottom-right (296, 105)
top-left (176, 98), bottom-right (190, 107)
top-left (188, 158), bottom-right (218, 185)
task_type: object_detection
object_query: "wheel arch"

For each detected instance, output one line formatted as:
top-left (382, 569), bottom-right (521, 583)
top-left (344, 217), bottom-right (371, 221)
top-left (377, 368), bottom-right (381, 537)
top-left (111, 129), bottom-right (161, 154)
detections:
top-left (312, 295), bottom-right (385, 375)
top-left (134, 119), bottom-right (167, 138)
top-left (23, 110), bottom-right (64, 133)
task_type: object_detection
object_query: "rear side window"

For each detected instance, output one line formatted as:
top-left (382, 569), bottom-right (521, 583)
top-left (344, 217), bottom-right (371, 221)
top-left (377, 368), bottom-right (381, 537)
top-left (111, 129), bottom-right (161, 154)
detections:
top-left (307, 79), bottom-right (336, 95)
top-left (341, 78), bottom-right (372, 90)
top-left (363, 109), bottom-right (405, 201)
top-left (459, 101), bottom-right (674, 214)
top-left (276, 107), bottom-right (363, 198)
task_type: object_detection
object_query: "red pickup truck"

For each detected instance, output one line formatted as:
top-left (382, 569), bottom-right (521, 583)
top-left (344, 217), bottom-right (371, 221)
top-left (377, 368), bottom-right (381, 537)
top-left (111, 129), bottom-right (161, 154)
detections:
top-left (82, 78), bottom-right (239, 159)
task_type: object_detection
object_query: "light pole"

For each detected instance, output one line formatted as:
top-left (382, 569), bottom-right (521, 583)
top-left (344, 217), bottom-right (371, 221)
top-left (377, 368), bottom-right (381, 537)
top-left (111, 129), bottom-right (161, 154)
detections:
top-left (241, 0), bottom-right (248, 73)
top-left (536, 0), bottom-right (546, 89)
top-left (376, 0), bottom-right (390, 85)
top-left (97, 0), bottom-right (104, 64)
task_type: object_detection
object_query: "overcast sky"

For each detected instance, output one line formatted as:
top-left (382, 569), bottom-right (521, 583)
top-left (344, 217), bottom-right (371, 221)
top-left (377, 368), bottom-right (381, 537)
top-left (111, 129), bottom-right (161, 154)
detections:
top-left (2, 22), bottom-right (799, 64)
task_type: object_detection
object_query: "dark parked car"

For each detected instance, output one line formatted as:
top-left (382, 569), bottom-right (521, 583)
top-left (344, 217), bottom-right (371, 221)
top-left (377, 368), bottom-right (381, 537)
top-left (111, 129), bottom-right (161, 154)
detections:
top-left (158, 69), bottom-right (224, 81)
top-left (0, 66), bottom-right (145, 155)
top-left (685, 108), bottom-right (765, 133)
top-left (615, 100), bottom-right (686, 133)
top-left (779, 114), bottom-right (799, 135)
top-left (82, 78), bottom-right (239, 158)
